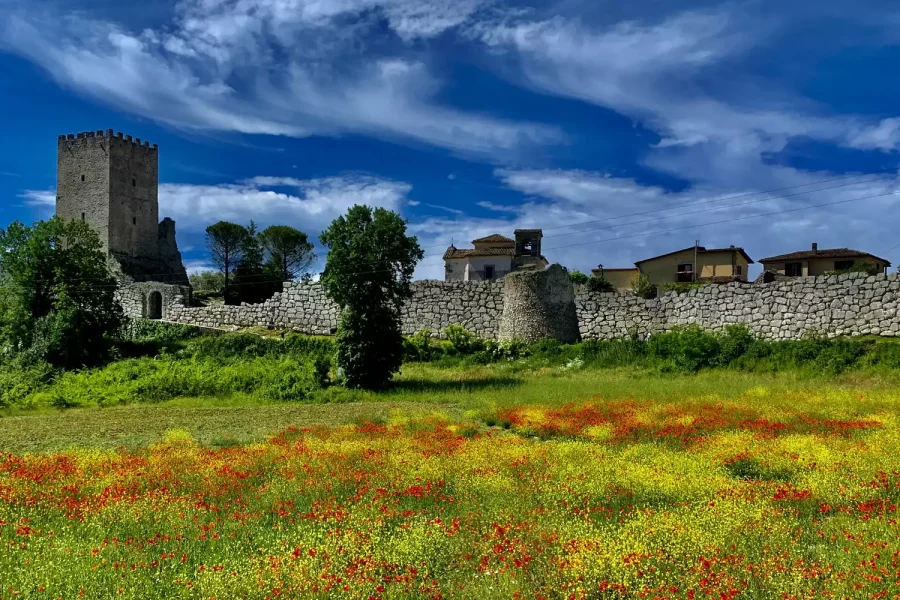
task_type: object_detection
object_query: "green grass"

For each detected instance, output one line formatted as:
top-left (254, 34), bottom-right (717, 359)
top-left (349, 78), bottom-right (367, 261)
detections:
top-left (4, 362), bottom-right (900, 453)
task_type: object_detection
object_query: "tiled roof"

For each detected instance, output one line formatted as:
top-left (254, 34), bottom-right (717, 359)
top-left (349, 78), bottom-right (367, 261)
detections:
top-left (443, 247), bottom-right (515, 260)
top-left (635, 246), bottom-right (754, 265)
top-left (759, 248), bottom-right (891, 266)
top-left (472, 234), bottom-right (515, 244)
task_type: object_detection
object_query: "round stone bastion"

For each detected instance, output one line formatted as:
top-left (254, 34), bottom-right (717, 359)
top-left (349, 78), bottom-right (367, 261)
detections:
top-left (497, 263), bottom-right (581, 343)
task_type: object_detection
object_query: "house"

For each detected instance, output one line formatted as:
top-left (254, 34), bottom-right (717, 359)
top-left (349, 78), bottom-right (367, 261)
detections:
top-left (590, 266), bottom-right (639, 291)
top-left (634, 245), bottom-right (753, 288)
top-left (443, 229), bottom-right (549, 281)
top-left (759, 243), bottom-right (891, 277)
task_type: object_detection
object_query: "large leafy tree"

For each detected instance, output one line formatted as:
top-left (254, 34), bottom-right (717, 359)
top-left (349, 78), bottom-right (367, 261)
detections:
top-left (205, 221), bottom-right (249, 302)
top-left (259, 225), bottom-right (316, 281)
top-left (0, 217), bottom-right (124, 368)
top-left (320, 205), bottom-right (423, 389)
top-left (231, 221), bottom-right (279, 304)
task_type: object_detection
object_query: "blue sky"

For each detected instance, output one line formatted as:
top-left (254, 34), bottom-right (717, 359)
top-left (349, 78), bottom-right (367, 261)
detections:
top-left (2, 0), bottom-right (900, 279)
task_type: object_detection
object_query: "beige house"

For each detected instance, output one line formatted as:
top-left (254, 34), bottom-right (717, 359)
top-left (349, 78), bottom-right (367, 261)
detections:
top-left (596, 244), bottom-right (753, 292)
top-left (759, 244), bottom-right (891, 277)
top-left (635, 245), bottom-right (753, 287)
top-left (443, 229), bottom-right (548, 281)
top-left (591, 267), bottom-right (639, 291)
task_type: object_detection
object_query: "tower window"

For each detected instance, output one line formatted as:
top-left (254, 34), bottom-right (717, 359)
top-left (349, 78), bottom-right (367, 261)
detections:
top-left (133, 217), bottom-right (137, 225)
top-left (132, 178), bottom-right (136, 187)
top-left (81, 175), bottom-right (85, 182)
top-left (81, 213), bottom-right (85, 221)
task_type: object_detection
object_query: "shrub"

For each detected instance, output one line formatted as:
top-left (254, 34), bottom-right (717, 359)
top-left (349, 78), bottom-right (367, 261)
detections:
top-left (631, 273), bottom-right (657, 299)
top-left (443, 324), bottom-right (483, 355)
top-left (404, 330), bottom-right (436, 362)
top-left (649, 325), bottom-right (721, 372)
top-left (717, 324), bottom-right (755, 365)
top-left (587, 276), bottom-right (615, 293)
top-left (568, 270), bottom-right (590, 285)
top-left (825, 261), bottom-right (881, 276)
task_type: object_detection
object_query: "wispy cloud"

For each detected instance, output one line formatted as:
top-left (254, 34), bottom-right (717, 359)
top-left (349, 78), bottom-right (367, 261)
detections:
top-left (0, 0), bottom-right (562, 158)
top-left (18, 189), bottom-right (56, 207)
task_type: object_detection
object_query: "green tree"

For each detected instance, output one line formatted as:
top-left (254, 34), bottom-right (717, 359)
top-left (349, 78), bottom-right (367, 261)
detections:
top-left (259, 225), bottom-right (316, 281)
top-left (320, 205), bottom-right (423, 389)
top-left (205, 221), bottom-right (249, 302)
top-left (0, 217), bottom-right (124, 368)
top-left (568, 270), bottom-right (590, 285)
top-left (230, 221), bottom-right (279, 305)
top-left (189, 270), bottom-right (225, 293)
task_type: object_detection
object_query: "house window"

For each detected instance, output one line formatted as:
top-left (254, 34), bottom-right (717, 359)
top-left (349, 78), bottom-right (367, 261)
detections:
top-left (484, 265), bottom-right (495, 280)
top-left (735, 265), bottom-right (742, 277)
top-left (835, 260), bottom-right (855, 271)
top-left (677, 263), bottom-right (694, 283)
top-left (785, 262), bottom-right (802, 276)
top-left (81, 175), bottom-right (85, 182)
top-left (81, 212), bottom-right (85, 221)
top-left (132, 178), bottom-right (136, 187)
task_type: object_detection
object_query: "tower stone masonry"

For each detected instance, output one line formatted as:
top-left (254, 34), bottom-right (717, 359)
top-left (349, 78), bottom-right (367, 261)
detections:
top-left (56, 130), bottom-right (188, 286)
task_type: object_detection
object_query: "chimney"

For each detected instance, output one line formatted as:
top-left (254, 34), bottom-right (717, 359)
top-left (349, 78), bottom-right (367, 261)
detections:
top-left (812, 242), bottom-right (818, 254)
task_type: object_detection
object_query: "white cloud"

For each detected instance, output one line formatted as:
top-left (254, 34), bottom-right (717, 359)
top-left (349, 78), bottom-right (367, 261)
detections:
top-left (847, 118), bottom-right (900, 152)
top-left (471, 7), bottom-right (895, 152)
top-left (409, 167), bottom-right (900, 280)
top-left (183, 260), bottom-right (216, 275)
top-left (19, 189), bottom-right (56, 207)
top-left (0, 0), bottom-right (561, 157)
top-left (160, 174), bottom-right (413, 232)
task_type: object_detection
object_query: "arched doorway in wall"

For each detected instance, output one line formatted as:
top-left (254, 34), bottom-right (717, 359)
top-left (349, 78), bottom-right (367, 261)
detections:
top-left (148, 291), bottom-right (163, 320)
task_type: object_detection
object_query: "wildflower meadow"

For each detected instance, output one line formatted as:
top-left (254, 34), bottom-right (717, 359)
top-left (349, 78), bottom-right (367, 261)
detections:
top-left (2, 386), bottom-right (899, 599)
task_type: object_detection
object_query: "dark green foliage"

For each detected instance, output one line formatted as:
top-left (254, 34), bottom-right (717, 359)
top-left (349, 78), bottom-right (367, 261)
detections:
top-left (206, 221), bottom-right (249, 303)
top-left (587, 276), bottom-right (615, 293)
top-left (0, 218), bottom-right (124, 369)
top-left (259, 225), bottom-right (316, 281)
top-left (649, 325), bottom-right (722, 372)
top-left (189, 270), bottom-right (225, 294)
top-left (631, 273), bottom-right (657, 299)
top-left (725, 457), bottom-right (793, 482)
top-left (320, 205), bottom-right (423, 389)
top-left (230, 221), bottom-right (282, 305)
top-left (4, 331), bottom-right (335, 409)
top-left (444, 324), bottom-right (484, 354)
top-left (568, 270), bottom-right (590, 285)
top-left (334, 306), bottom-right (405, 389)
top-left (403, 330), bottom-right (436, 362)
top-left (825, 261), bottom-right (881, 276)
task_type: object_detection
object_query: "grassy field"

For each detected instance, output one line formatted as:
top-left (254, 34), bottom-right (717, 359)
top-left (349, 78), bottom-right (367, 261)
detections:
top-left (2, 363), bottom-right (900, 598)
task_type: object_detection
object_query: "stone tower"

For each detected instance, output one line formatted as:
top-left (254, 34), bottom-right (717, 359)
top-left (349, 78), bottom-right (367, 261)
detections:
top-left (56, 130), bottom-right (187, 285)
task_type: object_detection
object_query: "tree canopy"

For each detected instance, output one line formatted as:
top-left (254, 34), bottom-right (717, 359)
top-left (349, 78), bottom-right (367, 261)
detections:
top-left (206, 221), bottom-right (249, 302)
top-left (259, 225), bottom-right (316, 282)
top-left (0, 217), bottom-right (124, 368)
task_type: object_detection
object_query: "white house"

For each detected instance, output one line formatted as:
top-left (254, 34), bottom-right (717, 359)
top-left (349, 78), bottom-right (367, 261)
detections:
top-left (443, 230), bottom-right (548, 281)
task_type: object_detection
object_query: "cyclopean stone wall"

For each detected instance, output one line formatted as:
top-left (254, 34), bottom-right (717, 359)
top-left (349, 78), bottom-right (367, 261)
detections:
top-left (163, 280), bottom-right (505, 338)
top-left (577, 272), bottom-right (900, 339)
top-left (143, 271), bottom-right (900, 341)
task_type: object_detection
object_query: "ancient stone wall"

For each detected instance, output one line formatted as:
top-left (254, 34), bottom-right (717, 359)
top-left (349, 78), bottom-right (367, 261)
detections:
top-left (577, 272), bottom-right (900, 339)
top-left (162, 281), bottom-right (505, 337)
top-left (130, 271), bottom-right (900, 341)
